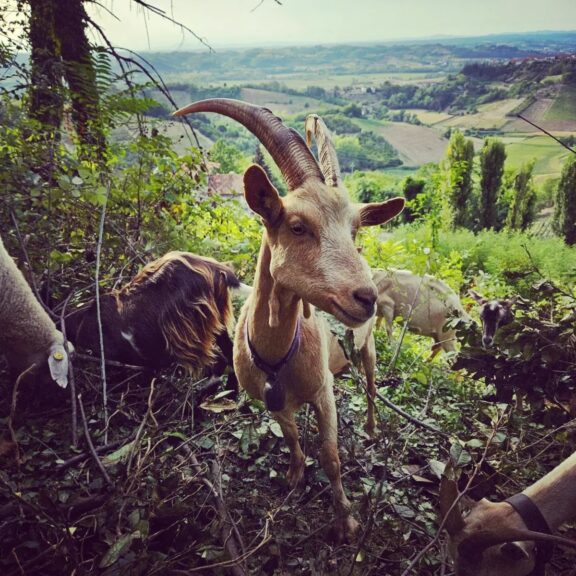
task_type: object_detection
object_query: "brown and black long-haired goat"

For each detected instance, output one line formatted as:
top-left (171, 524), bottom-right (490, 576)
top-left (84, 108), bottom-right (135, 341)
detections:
top-left (65, 251), bottom-right (249, 381)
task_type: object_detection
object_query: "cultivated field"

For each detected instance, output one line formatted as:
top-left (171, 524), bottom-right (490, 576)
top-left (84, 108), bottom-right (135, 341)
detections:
top-left (354, 118), bottom-right (448, 166)
top-left (437, 98), bottom-right (525, 130)
top-left (545, 84), bottom-right (576, 121)
top-left (504, 87), bottom-right (576, 132)
top-left (239, 87), bottom-right (328, 115)
top-left (504, 134), bottom-right (573, 179)
top-left (411, 109), bottom-right (453, 126)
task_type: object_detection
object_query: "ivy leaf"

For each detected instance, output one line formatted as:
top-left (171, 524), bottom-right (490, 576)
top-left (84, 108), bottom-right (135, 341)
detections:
top-left (99, 531), bottom-right (140, 568)
top-left (449, 443), bottom-right (472, 468)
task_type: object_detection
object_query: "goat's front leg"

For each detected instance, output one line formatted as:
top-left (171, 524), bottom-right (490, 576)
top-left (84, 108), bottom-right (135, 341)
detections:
top-left (312, 379), bottom-right (359, 543)
top-left (360, 333), bottom-right (377, 437)
top-left (274, 410), bottom-right (306, 488)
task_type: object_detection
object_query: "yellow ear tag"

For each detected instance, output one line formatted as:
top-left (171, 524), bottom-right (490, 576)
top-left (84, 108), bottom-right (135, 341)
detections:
top-left (53, 351), bottom-right (64, 361)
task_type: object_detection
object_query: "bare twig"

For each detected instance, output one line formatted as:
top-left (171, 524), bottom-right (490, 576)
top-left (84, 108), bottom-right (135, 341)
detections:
top-left (374, 387), bottom-right (448, 437)
top-left (8, 363), bottom-right (37, 464)
top-left (77, 393), bottom-right (113, 487)
top-left (60, 292), bottom-right (78, 447)
top-left (95, 182), bottom-right (111, 444)
top-left (187, 453), bottom-right (249, 576)
top-left (56, 437), bottom-right (129, 470)
top-left (126, 378), bottom-right (157, 475)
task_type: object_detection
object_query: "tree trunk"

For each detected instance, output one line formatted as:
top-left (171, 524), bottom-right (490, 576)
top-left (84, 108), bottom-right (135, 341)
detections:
top-left (28, 0), bottom-right (63, 134)
top-left (54, 0), bottom-right (106, 157)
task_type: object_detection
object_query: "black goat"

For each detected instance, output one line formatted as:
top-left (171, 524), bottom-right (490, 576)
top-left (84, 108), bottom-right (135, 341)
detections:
top-left (469, 290), bottom-right (517, 348)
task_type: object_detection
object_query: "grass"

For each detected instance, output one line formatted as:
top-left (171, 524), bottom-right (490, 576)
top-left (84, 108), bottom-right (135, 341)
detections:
top-left (545, 85), bottom-right (576, 121)
top-left (504, 135), bottom-right (573, 178)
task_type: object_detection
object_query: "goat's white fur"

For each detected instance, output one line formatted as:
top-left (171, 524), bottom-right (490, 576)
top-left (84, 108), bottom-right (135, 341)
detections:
top-left (0, 236), bottom-right (70, 388)
top-left (373, 268), bottom-right (468, 354)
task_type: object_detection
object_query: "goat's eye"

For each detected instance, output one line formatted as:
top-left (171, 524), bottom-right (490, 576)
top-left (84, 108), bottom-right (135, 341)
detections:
top-left (290, 223), bottom-right (306, 236)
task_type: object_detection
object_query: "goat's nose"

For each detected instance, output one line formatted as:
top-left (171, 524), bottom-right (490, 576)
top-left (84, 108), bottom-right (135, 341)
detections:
top-left (352, 286), bottom-right (377, 314)
top-left (482, 336), bottom-right (493, 348)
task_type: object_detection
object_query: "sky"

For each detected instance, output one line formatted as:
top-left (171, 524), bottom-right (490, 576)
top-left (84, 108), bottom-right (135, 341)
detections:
top-left (87, 0), bottom-right (576, 52)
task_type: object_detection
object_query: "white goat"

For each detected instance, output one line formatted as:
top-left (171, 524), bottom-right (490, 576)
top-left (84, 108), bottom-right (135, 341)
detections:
top-left (373, 269), bottom-right (468, 357)
top-left (440, 451), bottom-right (576, 576)
top-left (174, 101), bottom-right (404, 542)
top-left (0, 236), bottom-right (70, 388)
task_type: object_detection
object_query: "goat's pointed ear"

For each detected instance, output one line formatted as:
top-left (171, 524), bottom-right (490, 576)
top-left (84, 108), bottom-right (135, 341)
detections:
top-left (469, 290), bottom-right (487, 305)
top-left (504, 296), bottom-right (518, 308)
top-left (358, 197), bottom-right (405, 227)
top-left (244, 164), bottom-right (283, 225)
top-left (439, 477), bottom-right (465, 535)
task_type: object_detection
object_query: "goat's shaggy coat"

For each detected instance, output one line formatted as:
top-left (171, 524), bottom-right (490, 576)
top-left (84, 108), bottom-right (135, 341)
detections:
top-left (0, 236), bottom-right (69, 387)
top-left (66, 252), bottom-right (240, 375)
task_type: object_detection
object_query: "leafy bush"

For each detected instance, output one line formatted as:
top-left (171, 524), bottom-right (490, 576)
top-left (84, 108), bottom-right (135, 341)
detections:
top-left (454, 284), bottom-right (576, 422)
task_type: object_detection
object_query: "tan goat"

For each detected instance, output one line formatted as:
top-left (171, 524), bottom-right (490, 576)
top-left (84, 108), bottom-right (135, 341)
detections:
top-left (440, 451), bottom-right (576, 576)
top-left (174, 100), bottom-right (404, 541)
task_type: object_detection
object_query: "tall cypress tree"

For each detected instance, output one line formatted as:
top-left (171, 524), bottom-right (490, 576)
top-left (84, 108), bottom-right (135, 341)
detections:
top-left (445, 130), bottom-right (475, 228)
top-left (479, 139), bottom-right (506, 230)
top-left (506, 161), bottom-right (536, 231)
top-left (553, 155), bottom-right (576, 245)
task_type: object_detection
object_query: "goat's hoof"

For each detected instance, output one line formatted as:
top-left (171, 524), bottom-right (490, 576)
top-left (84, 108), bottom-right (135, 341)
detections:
top-left (287, 461), bottom-right (305, 489)
top-left (363, 422), bottom-right (376, 438)
top-left (330, 515), bottom-right (360, 544)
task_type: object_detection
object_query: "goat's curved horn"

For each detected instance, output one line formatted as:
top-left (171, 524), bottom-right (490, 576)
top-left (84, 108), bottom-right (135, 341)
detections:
top-left (305, 114), bottom-right (341, 187)
top-left (458, 528), bottom-right (576, 560)
top-left (174, 99), bottom-right (324, 191)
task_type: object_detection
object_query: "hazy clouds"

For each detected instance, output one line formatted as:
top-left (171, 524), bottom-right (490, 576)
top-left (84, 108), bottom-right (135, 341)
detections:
top-left (87, 0), bottom-right (576, 51)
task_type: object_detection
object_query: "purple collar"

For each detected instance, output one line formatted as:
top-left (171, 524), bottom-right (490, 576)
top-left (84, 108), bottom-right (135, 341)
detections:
top-left (244, 317), bottom-right (302, 412)
top-left (244, 316), bottom-right (302, 378)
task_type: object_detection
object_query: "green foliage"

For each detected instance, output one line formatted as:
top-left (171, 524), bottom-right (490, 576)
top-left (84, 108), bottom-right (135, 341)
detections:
top-left (401, 176), bottom-right (425, 223)
top-left (479, 138), bottom-right (506, 230)
top-left (322, 113), bottom-right (361, 135)
top-left (553, 155), bottom-right (576, 245)
top-left (505, 161), bottom-right (536, 231)
top-left (208, 139), bottom-right (251, 174)
top-left (444, 130), bottom-right (475, 228)
top-left (454, 284), bottom-right (576, 420)
top-left (344, 170), bottom-right (402, 203)
top-left (385, 225), bottom-right (576, 295)
top-left (334, 132), bottom-right (401, 172)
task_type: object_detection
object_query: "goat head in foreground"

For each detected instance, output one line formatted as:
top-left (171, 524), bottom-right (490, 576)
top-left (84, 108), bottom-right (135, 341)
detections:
top-left (440, 450), bottom-right (576, 576)
top-left (469, 290), bottom-right (517, 348)
top-left (174, 99), bottom-right (404, 542)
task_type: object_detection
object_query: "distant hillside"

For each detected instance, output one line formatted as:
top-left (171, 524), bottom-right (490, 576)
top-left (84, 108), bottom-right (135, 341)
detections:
top-left (143, 31), bottom-right (576, 82)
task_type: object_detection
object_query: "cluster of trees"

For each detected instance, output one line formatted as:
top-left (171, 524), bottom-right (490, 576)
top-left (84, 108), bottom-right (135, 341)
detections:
top-left (391, 130), bottom-right (576, 244)
top-left (372, 77), bottom-right (507, 113)
top-left (462, 58), bottom-right (576, 85)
